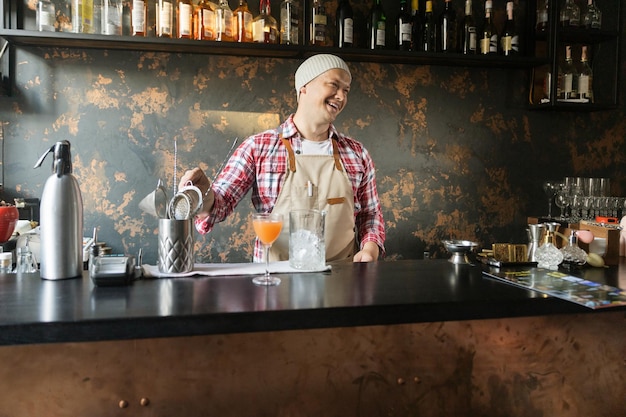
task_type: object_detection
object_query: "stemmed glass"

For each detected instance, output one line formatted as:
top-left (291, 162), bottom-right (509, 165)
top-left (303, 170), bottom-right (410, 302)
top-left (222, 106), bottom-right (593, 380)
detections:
top-left (251, 213), bottom-right (284, 286)
top-left (554, 188), bottom-right (570, 220)
top-left (542, 180), bottom-right (560, 219)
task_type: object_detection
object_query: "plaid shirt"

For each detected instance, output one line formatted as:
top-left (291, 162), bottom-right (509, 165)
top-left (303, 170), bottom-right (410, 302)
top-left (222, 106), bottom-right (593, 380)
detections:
top-left (196, 114), bottom-right (386, 260)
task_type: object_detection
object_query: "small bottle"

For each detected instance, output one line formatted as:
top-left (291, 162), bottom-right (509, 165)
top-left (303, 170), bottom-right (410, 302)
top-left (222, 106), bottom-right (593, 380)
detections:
top-left (156, 0), bottom-right (175, 38)
top-left (336, 0), bottom-right (354, 48)
top-left (558, 45), bottom-right (577, 100)
top-left (0, 252), bottom-right (12, 274)
top-left (131, 0), bottom-right (147, 36)
top-left (253, 0), bottom-right (278, 44)
top-left (422, 0), bottom-right (435, 52)
top-left (177, 0), bottom-right (194, 39)
top-left (500, 1), bottom-right (518, 56)
top-left (560, 0), bottom-right (580, 28)
top-left (577, 45), bottom-right (593, 102)
top-left (195, 0), bottom-right (216, 40)
top-left (234, 0), bottom-right (253, 42)
top-left (410, 0), bottom-right (422, 52)
top-left (535, 223), bottom-right (564, 270)
top-left (560, 230), bottom-right (588, 269)
top-left (480, 0), bottom-right (497, 55)
top-left (582, 0), bottom-right (601, 30)
top-left (37, 0), bottom-right (56, 32)
top-left (438, 0), bottom-right (456, 53)
top-left (460, 0), bottom-right (476, 55)
top-left (215, 0), bottom-right (234, 42)
top-left (310, 0), bottom-right (328, 46)
top-left (367, 0), bottom-right (386, 50)
top-left (280, 0), bottom-right (299, 45)
top-left (15, 246), bottom-right (38, 274)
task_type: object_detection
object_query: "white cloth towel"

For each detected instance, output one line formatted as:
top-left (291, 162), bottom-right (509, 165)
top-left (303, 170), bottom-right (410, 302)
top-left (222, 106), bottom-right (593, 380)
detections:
top-left (142, 261), bottom-right (331, 279)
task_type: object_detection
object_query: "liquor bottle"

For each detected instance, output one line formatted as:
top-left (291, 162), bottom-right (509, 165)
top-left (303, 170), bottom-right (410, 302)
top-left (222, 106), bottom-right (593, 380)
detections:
top-left (215, 0), bottom-right (234, 41)
top-left (336, 0), bottom-right (354, 48)
top-left (460, 0), bottom-right (476, 54)
top-left (130, 0), bottom-right (147, 36)
top-left (410, 0), bottom-right (422, 52)
top-left (582, 0), bottom-right (601, 30)
top-left (81, 0), bottom-right (103, 33)
top-left (310, 0), bottom-right (328, 46)
top-left (558, 45), bottom-right (577, 100)
top-left (367, 0), bottom-right (386, 50)
top-left (82, 0), bottom-right (95, 33)
top-left (37, 0), bottom-right (56, 31)
top-left (280, 0), bottom-right (299, 45)
top-left (536, 0), bottom-right (548, 33)
top-left (421, 0), bottom-right (435, 52)
top-left (577, 45), bottom-right (593, 102)
top-left (177, 0), bottom-right (194, 38)
top-left (396, 0), bottom-right (412, 51)
top-left (102, 0), bottom-right (123, 35)
top-left (543, 69), bottom-right (552, 101)
top-left (253, 0), bottom-right (278, 44)
top-left (195, 0), bottom-right (216, 40)
top-left (122, 2), bottom-right (131, 35)
top-left (156, 0), bottom-right (174, 37)
top-left (72, 0), bottom-right (83, 33)
top-left (500, 1), bottom-right (518, 56)
top-left (438, 0), bottom-right (456, 53)
top-left (234, 0), bottom-right (253, 42)
top-left (479, 0), bottom-right (497, 55)
top-left (560, 0), bottom-right (580, 28)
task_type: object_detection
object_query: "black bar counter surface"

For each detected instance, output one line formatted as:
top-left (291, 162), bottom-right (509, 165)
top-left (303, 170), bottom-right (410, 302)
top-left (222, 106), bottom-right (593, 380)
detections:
top-left (0, 259), bottom-right (624, 346)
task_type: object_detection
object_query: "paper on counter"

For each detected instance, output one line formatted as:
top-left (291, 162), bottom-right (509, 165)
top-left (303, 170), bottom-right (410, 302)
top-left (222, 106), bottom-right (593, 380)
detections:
top-left (142, 261), bottom-right (331, 279)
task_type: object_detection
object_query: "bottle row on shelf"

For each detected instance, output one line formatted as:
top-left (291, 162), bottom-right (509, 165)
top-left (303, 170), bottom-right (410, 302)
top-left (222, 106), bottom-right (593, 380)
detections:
top-left (542, 43), bottom-right (593, 103)
top-left (536, 0), bottom-right (602, 33)
top-left (32, 0), bottom-right (529, 55)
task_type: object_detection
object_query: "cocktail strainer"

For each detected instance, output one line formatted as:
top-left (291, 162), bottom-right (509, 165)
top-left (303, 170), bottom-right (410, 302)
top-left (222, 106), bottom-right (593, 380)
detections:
top-left (168, 182), bottom-right (203, 220)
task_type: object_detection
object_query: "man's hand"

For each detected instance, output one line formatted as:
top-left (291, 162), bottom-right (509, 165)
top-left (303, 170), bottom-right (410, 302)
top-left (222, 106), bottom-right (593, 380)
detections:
top-left (179, 168), bottom-right (214, 218)
top-left (353, 241), bottom-right (380, 262)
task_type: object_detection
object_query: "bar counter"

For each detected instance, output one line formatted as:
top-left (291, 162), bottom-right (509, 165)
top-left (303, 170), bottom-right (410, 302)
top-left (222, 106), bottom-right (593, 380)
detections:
top-left (0, 258), bottom-right (624, 345)
top-left (0, 259), bottom-right (624, 416)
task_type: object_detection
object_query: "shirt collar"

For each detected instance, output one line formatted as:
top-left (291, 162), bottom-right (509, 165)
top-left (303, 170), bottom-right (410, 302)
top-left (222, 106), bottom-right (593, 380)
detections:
top-left (282, 114), bottom-right (341, 142)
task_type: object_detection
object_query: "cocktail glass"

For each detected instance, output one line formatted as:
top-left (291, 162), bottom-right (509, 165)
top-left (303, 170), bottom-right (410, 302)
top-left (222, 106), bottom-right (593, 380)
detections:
top-left (251, 213), bottom-right (284, 286)
top-left (542, 180), bottom-right (560, 219)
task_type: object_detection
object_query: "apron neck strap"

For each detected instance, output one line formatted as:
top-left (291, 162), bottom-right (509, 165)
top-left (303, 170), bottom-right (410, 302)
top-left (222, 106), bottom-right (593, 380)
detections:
top-left (331, 137), bottom-right (343, 172)
top-left (280, 134), bottom-right (297, 173)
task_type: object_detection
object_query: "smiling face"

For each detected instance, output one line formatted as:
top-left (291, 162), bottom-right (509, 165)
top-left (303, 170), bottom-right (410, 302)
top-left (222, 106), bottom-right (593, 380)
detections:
top-left (297, 69), bottom-right (351, 125)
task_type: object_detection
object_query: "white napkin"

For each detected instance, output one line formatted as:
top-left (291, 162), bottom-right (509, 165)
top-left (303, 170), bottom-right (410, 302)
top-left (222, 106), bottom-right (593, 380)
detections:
top-left (142, 261), bottom-right (331, 279)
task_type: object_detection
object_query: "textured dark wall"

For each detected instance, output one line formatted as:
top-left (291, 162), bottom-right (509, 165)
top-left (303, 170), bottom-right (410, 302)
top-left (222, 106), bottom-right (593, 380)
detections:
top-left (1, 7), bottom-right (624, 264)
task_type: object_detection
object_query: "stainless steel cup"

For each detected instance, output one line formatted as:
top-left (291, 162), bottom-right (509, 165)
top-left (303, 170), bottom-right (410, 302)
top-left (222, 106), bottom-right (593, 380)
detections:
top-left (158, 219), bottom-right (194, 273)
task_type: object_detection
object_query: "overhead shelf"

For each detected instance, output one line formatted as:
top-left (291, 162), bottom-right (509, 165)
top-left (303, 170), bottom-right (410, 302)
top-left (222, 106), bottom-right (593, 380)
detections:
top-left (0, 29), bottom-right (546, 69)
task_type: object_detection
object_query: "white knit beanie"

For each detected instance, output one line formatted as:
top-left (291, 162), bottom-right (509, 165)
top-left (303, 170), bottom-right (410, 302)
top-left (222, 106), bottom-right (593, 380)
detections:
top-left (295, 54), bottom-right (352, 98)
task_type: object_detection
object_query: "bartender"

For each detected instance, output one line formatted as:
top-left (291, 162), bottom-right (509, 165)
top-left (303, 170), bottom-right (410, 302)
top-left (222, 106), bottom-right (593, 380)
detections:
top-left (179, 54), bottom-right (386, 263)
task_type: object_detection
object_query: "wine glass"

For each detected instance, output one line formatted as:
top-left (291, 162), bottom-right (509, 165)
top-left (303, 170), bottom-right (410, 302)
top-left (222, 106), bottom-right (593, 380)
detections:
top-left (251, 212), bottom-right (284, 286)
top-left (555, 187), bottom-right (570, 220)
top-left (542, 180), bottom-right (560, 219)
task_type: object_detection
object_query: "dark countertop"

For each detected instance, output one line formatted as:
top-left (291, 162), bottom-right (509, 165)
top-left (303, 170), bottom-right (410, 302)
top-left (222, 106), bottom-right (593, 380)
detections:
top-left (0, 259), bottom-right (624, 346)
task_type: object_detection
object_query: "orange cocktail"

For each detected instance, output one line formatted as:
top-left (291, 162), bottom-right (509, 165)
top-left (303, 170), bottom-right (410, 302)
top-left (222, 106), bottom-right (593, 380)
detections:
top-left (252, 218), bottom-right (283, 245)
top-left (250, 212), bottom-right (284, 286)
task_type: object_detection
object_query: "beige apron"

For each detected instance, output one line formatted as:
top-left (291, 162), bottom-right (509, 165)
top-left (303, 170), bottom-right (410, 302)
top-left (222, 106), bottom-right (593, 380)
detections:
top-left (268, 135), bottom-right (356, 262)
